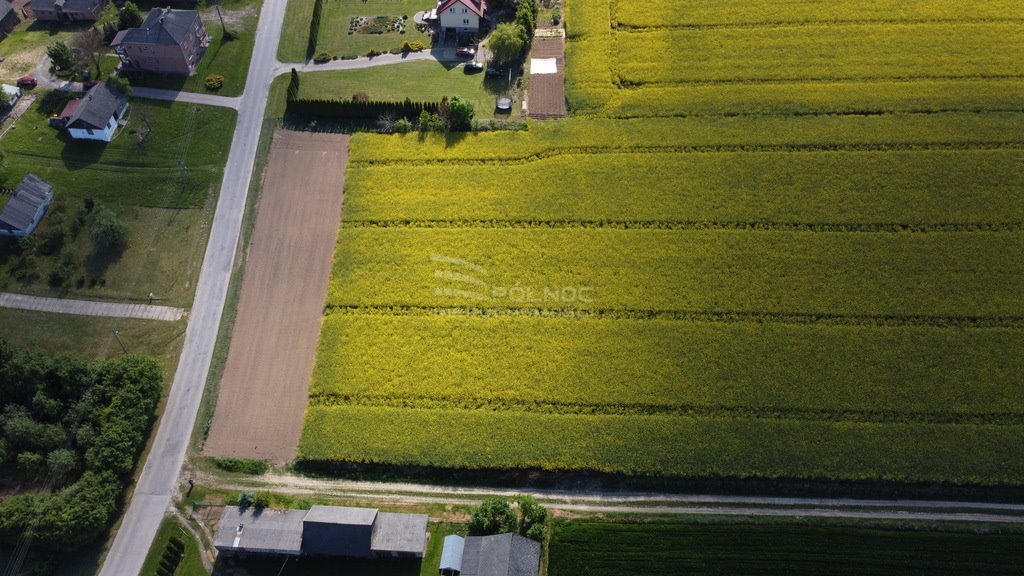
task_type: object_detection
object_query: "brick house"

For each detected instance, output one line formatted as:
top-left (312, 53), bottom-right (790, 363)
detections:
top-left (111, 7), bottom-right (208, 75)
top-left (29, 0), bottom-right (105, 22)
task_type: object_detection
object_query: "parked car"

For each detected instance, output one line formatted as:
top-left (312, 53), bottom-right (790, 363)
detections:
top-left (485, 66), bottom-right (504, 78)
top-left (456, 46), bottom-right (476, 58)
top-left (464, 60), bottom-right (484, 72)
top-left (16, 76), bottom-right (37, 89)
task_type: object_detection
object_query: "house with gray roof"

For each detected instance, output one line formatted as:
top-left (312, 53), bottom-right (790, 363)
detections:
top-left (112, 7), bottom-right (208, 75)
top-left (0, 173), bottom-right (54, 238)
top-left (0, 0), bottom-right (20, 41)
top-left (57, 82), bottom-right (129, 142)
top-left (215, 505), bottom-right (428, 560)
top-left (29, 0), bottom-right (105, 22)
top-left (440, 533), bottom-right (541, 576)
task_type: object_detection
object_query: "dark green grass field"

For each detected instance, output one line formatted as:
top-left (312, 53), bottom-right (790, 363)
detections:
top-left (548, 521), bottom-right (1024, 576)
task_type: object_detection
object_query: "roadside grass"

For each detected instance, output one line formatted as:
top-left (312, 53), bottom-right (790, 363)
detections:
top-left (294, 59), bottom-right (521, 119)
top-left (121, 0), bottom-right (262, 97)
top-left (0, 307), bottom-right (185, 363)
top-left (139, 517), bottom-right (208, 576)
top-left (279, 0), bottom-right (434, 62)
top-left (0, 20), bottom-right (91, 82)
top-left (548, 519), bottom-right (1024, 575)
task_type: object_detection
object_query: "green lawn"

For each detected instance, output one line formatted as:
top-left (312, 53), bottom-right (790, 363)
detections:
top-left (139, 517), bottom-right (208, 576)
top-left (279, 0), bottom-right (434, 62)
top-left (295, 60), bottom-right (521, 119)
top-left (0, 94), bottom-right (235, 306)
top-left (123, 0), bottom-right (262, 97)
top-left (548, 520), bottom-right (1024, 576)
top-left (0, 20), bottom-right (91, 82)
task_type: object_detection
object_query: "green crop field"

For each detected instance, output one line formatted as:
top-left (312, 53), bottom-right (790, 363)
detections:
top-left (298, 0), bottom-right (1024, 485)
top-left (548, 521), bottom-right (1024, 575)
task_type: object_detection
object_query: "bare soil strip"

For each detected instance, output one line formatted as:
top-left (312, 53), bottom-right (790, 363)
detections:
top-left (204, 130), bottom-right (349, 462)
top-left (528, 37), bottom-right (568, 119)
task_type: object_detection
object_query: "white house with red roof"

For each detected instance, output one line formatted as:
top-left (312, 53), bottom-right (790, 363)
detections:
top-left (437, 0), bottom-right (485, 35)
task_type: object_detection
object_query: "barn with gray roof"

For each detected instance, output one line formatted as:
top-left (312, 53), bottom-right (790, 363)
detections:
top-left (440, 533), bottom-right (541, 576)
top-left (214, 505), bottom-right (428, 560)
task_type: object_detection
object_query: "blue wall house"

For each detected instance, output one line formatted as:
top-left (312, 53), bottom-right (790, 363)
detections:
top-left (0, 173), bottom-right (54, 238)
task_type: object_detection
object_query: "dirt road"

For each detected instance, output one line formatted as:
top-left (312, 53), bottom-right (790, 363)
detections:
top-left (202, 471), bottom-right (1024, 524)
top-left (203, 131), bottom-right (349, 462)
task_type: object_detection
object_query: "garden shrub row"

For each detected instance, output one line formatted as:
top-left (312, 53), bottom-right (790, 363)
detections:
top-left (287, 97), bottom-right (439, 120)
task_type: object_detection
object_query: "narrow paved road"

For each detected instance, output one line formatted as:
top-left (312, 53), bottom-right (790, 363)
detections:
top-left (0, 292), bottom-right (185, 321)
top-left (96, 0), bottom-right (288, 572)
top-left (130, 87), bottom-right (241, 110)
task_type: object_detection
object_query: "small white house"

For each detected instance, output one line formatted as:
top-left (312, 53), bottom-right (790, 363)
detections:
top-left (58, 82), bottom-right (129, 142)
top-left (438, 0), bottom-right (485, 35)
top-left (1, 83), bottom-right (20, 108)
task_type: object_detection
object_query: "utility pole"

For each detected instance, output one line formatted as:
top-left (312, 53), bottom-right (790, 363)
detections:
top-left (111, 329), bottom-right (128, 354)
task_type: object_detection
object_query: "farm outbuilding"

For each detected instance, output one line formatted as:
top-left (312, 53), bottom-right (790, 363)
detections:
top-left (214, 505), bottom-right (428, 560)
top-left (440, 533), bottom-right (540, 576)
top-left (440, 534), bottom-right (465, 575)
top-left (301, 505), bottom-right (378, 557)
top-left (0, 173), bottom-right (54, 238)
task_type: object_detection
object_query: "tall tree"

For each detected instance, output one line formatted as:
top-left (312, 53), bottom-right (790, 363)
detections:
top-left (72, 29), bottom-right (107, 79)
top-left (118, 1), bottom-right (143, 29)
top-left (47, 40), bottom-right (75, 71)
top-left (488, 23), bottom-right (525, 65)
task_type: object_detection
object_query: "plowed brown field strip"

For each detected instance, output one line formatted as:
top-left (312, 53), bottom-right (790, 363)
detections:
top-left (204, 130), bottom-right (349, 462)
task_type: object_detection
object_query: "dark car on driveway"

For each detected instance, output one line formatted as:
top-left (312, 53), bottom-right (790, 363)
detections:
top-left (456, 46), bottom-right (476, 58)
top-left (16, 76), bottom-right (37, 89)
top-left (485, 66), bottom-right (504, 78)
top-left (464, 60), bottom-right (483, 72)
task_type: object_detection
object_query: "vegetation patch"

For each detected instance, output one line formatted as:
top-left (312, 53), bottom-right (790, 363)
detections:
top-left (549, 520), bottom-right (1024, 575)
top-left (0, 340), bottom-right (162, 551)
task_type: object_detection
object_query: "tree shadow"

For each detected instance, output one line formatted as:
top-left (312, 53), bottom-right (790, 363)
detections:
top-left (84, 245), bottom-right (123, 279)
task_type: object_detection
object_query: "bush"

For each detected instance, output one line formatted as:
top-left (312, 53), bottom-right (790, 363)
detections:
top-left (314, 52), bottom-right (331, 63)
top-left (469, 498), bottom-right (517, 535)
top-left (48, 262), bottom-right (76, 287)
top-left (205, 74), bottom-right (224, 91)
top-left (89, 208), bottom-right (128, 253)
top-left (367, 48), bottom-right (383, 57)
top-left (552, 7), bottom-right (561, 24)
top-left (253, 491), bottom-right (271, 509)
top-left (212, 457), bottom-right (269, 475)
